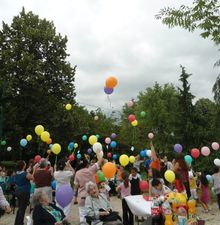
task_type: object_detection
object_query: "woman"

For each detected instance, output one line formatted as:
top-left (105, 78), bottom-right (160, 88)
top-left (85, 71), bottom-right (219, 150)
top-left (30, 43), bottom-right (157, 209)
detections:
top-left (32, 191), bottom-right (69, 225)
top-left (14, 160), bottom-right (33, 225)
top-left (212, 166), bottom-right (220, 209)
top-left (85, 181), bottom-right (122, 225)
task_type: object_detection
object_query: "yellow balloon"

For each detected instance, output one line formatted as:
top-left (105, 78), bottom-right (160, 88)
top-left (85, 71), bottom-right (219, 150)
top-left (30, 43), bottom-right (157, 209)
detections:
top-left (129, 156), bottom-right (135, 164)
top-left (89, 135), bottom-right (98, 145)
top-left (65, 104), bottom-right (72, 111)
top-left (35, 125), bottom-right (44, 136)
top-left (26, 135), bottom-right (32, 142)
top-left (131, 120), bottom-right (138, 126)
top-left (164, 170), bottom-right (175, 183)
top-left (52, 143), bottom-right (61, 155)
top-left (74, 143), bottom-right (78, 148)
top-left (119, 154), bottom-right (129, 166)
top-left (40, 131), bottom-right (50, 142)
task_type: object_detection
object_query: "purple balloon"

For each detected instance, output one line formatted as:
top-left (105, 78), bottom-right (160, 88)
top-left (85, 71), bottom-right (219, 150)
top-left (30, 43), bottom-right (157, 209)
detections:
top-left (87, 148), bottom-right (92, 154)
top-left (104, 87), bottom-right (114, 95)
top-left (110, 133), bottom-right (117, 139)
top-left (174, 144), bottom-right (183, 153)
top-left (56, 184), bottom-right (73, 208)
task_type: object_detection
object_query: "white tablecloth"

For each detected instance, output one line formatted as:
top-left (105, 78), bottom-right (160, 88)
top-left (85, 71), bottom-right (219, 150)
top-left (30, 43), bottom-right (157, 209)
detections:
top-left (124, 195), bottom-right (152, 217)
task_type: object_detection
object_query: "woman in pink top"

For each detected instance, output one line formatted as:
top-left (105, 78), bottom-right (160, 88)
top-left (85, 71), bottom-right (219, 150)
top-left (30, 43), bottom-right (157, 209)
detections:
top-left (116, 171), bottom-right (133, 225)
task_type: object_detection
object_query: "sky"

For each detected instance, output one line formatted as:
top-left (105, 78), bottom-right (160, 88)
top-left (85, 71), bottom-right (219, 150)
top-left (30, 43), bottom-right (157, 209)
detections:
top-left (0, 0), bottom-right (219, 115)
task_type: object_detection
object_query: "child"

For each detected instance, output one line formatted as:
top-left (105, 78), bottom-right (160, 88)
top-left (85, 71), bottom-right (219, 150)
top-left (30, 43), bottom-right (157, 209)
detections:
top-left (129, 167), bottom-right (142, 195)
top-left (212, 166), bottom-right (220, 209)
top-left (98, 181), bottom-right (110, 201)
top-left (199, 173), bottom-right (211, 212)
top-left (116, 171), bottom-right (133, 225)
top-left (189, 170), bottom-right (198, 201)
top-left (151, 178), bottom-right (171, 197)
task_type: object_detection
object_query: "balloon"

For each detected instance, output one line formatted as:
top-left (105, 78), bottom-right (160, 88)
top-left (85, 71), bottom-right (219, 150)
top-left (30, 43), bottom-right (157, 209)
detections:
top-left (49, 144), bottom-right (53, 149)
top-left (102, 162), bottom-right (117, 178)
top-left (87, 148), bottom-right (92, 154)
top-left (131, 146), bottom-right (135, 151)
top-left (1, 140), bottom-right (6, 146)
top-left (212, 142), bottom-right (219, 151)
top-left (107, 152), bottom-right (112, 158)
top-left (110, 133), bottom-right (117, 139)
top-left (77, 153), bottom-right (81, 159)
top-left (47, 149), bottom-right (51, 154)
top-left (96, 134), bottom-right (100, 139)
top-left (164, 170), bottom-right (175, 183)
top-left (140, 150), bottom-right (146, 158)
top-left (128, 114), bottom-right (136, 122)
top-left (65, 104), bottom-right (72, 111)
top-left (56, 184), bottom-right (73, 208)
top-left (201, 146), bottom-right (210, 156)
top-left (34, 155), bottom-right (41, 163)
top-left (105, 137), bottom-right (111, 144)
top-left (112, 154), bottom-right (118, 160)
top-left (104, 87), bottom-right (114, 95)
top-left (129, 156), bottom-right (135, 164)
top-left (105, 76), bottom-right (118, 88)
top-left (69, 154), bottom-right (75, 161)
top-left (206, 174), bottom-right (212, 183)
top-left (26, 135), bottom-right (32, 141)
top-left (174, 144), bottom-right (183, 153)
top-left (97, 170), bottom-right (105, 182)
top-left (191, 148), bottom-right (200, 159)
top-left (93, 142), bottom-right (102, 153)
top-left (35, 125), bottom-right (44, 136)
top-left (82, 135), bottom-right (87, 141)
top-left (139, 181), bottom-right (149, 192)
top-left (214, 158), bottom-right (220, 166)
top-left (40, 131), bottom-right (50, 142)
top-left (184, 155), bottom-right (193, 165)
top-left (20, 139), bottom-right (27, 147)
top-left (89, 135), bottom-right (98, 145)
top-left (127, 100), bottom-right (134, 108)
top-left (97, 149), bottom-right (104, 158)
top-left (69, 142), bottom-right (74, 150)
top-left (52, 143), bottom-right (61, 155)
top-left (119, 154), bottom-right (129, 166)
top-left (148, 133), bottom-right (154, 139)
top-left (94, 115), bottom-right (99, 120)
top-left (146, 150), bottom-right (152, 157)
top-left (74, 143), bottom-right (78, 149)
top-left (52, 180), bottom-right (56, 190)
top-left (110, 141), bottom-right (117, 148)
top-left (7, 146), bottom-right (12, 152)
top-left (131, 120), bottom-right (138, 126)
top-left (46, 138), bottom-right (52, 145)
top-left (140, 111), bottom-right (146, 117)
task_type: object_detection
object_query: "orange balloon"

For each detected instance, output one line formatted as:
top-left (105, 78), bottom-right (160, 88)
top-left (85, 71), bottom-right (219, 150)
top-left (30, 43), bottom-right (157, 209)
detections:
top-left (46, 138), bottom-right (52, 144)
top-left (105, 76), bottom-right (118, 88)
top-left (94, 173), bottom-right (99, 184)
top-left (102, 162), bottom-right (116, 179)
top-left (47, 149), bottom-right (51, 155)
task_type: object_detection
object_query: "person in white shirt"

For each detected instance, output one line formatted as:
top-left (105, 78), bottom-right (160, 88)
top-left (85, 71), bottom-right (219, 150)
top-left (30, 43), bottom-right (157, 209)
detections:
top-left (0, 186), bottom-right (11, 215)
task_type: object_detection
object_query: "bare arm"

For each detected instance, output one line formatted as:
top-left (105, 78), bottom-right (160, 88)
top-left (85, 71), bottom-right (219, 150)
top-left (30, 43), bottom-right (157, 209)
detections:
top-left (150, 141), bottom-right (157, 161)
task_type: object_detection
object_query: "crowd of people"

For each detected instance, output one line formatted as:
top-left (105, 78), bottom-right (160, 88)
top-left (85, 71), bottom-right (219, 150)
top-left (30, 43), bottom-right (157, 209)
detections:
top-left (0, 141), bottom-right (220, 225)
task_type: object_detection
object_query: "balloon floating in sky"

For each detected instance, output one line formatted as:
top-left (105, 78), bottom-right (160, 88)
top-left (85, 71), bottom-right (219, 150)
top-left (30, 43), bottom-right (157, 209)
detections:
top-left (1, 140), bottom-right (6, 146)
top-left (7, 146), bottom-right (12, 152)
top-left (35, 125), bottom-right (44, 136)
top-left (148, 133), bottom-right (154, 139)
top-left (94, 115), bottom-right (99, 120)
top-left (212, 142), bottom-right (219, 151)
top-left (52, 143), bottom-right (61, 155)
top-left (174, 143), bottom-right (183, 153)
top-left (26, 135), bottom-right (32, 142)
top-left (127, 100), bottom-right (134, 108)
top-left (105, 76), bottom-right (118, 89)
top-left (65, 103), bottom-right (72, 111)
top-left (20, 138), bottom-right (28, 147)
top-left (104, 87), bottom-right (114, 95)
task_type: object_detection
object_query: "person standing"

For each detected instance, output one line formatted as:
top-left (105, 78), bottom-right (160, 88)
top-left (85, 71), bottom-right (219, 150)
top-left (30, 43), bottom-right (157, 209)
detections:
top-left (14, 160), bottom-right (33, 225)
top-left (212, 166), bottom-right (220, 209)
top-left (129, 167), bottom-right (141, 195)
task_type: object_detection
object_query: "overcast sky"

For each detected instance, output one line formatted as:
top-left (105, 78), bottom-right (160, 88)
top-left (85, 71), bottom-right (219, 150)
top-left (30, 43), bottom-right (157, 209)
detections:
top-left (1, 0), bottom-right (219, 114)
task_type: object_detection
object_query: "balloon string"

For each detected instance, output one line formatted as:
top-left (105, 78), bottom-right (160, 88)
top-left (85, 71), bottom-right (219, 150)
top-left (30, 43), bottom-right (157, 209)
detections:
top-left (107, 95), bottom-right (112, 108)
top-left (55, 155), bottom-right (57, 165)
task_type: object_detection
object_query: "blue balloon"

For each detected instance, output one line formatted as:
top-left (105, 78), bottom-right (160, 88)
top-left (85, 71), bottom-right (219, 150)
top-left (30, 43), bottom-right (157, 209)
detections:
top-left (87, 148), bottom-right (92, 154)
top-left (20, 138), bottom-right (27, 147)
top-left (113, 154), bottom-right (118, 160)
top-left (52, 180), bottom-right (56, 190)
top-left (140, 150), bottom-right (146, 158)
top-left (49, 144), bottom-right (53, 149)
top-left (184, 155), bottom-right (193, 165)
top-left (82, 135), bottom-right (87, 141)
top-left (69, 142), bottom-right (74, 149)
top-left (77, 153), bottom-right (81, 159)
top-left (110, 141), bottom-right (117, 148)
top-left (206, 174), bottom-right (212, 183)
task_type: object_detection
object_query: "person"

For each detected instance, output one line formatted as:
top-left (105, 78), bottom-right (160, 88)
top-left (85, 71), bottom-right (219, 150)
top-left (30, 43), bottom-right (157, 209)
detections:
top-left (133, 155), bottom-right (144, 173)
top-left (98, 181), bottom-right (110, 201)
top-left (0, 186), bottom-right (11, 214)
top-left (74, 156), bottom-right (103, 224)
top-left (116, 171), bottom-right (133, 225)
top-left (85, 181), bottom-right (122, 225)
top-left (54, 159), bottom-right (74, 216)
top-left (149, 141), bottom-right (160, 172)
top-left (199, 173), bottom-right (211, 212)
top-left (189, 170), bottom-right (198, 201)
top-left (129, 167), bottom-right (141, 195)
top-left (212, 166), bottom-right (220, 209)
top-left (33, 159), bottom-right (53, 202)
top-left (148, 168), bottom-right (164, 197)
top-left (151, 179), bottom-right (171, 197)
top-left (173, 155), bottom-right (191, 199)
top-left (32, 191), bottom-right (69, 225)
top-left (14, 160), bottom-right (33, 225)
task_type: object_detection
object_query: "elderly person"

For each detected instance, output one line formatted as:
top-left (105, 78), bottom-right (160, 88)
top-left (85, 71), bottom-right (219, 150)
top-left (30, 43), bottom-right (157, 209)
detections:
top-left (32, 191), bottom-right (69, 225)
top-left (0, 186), bottom-right (11, 216)
top-left (33, 159), bottom-right (53, 202)
top-left (85, 181), bottom-right (122, 225)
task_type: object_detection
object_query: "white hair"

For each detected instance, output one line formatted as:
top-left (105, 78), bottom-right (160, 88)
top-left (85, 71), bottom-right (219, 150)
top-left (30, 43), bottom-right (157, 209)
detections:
top-left (85, 181), bottom-right (97, 193)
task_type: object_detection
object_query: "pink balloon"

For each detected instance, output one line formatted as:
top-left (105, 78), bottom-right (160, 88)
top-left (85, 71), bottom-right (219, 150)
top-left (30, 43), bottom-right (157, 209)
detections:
top-left (212, 142), bottom-right (219, 151)
top-left (127, 100), bottom-right (134, 108)
top-left (105, 137), bottom-right (111, 144)
top-left (148, 133), bottom-right (154, 139)
top-left (128, 114), bottom-right (136, 122)
top-left (191, 148), bottom-right (200, 159)
top-left (201, 146), bottom-right (210, 156)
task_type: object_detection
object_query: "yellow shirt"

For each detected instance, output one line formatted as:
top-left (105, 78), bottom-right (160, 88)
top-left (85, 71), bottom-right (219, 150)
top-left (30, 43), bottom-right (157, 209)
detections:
top-left (189, 177), bottom-right (197, 189)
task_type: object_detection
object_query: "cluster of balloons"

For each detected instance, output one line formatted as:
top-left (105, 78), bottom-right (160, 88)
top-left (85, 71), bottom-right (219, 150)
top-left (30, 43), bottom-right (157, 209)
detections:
top-left (140, 149), bottom-right (152, 158)
top-left (68, 142), bottom-right (78, 151)
top-left (128, 114), bottom-right (138, 126)
top-left (119, 154), bottom-right (136, 166)
top-left (104, 76), bottom-right (118, 95)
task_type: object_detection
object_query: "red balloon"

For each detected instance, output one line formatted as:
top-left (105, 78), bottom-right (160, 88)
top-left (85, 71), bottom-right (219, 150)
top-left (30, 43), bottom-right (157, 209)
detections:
top-left (34, 155), bottom-right (41, 163)
top-left (191, 148), bottom-right (200, 159)
top-left (69, 154), bottom-right (75, 161)
top-left (139, 180), bottom-right (149, 192)
top-left (107, 153), bottom-right (112, 158)
top-left (128, 114), bottom-right (136, 122)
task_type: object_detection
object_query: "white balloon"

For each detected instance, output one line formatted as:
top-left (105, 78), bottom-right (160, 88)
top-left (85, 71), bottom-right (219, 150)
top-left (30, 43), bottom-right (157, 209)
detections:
top-left (94, 116), bottom-right (99, 121)
top-left (131, 146), bottom-right (134, 151)
top-left (214, 158), bottom-right (220, 167)
top-left (96, 149), bottom-right (103, 158)
top-left (92, 142), bottom-right (102, 153)
top-left (146, 150), bottom-right (151, 157)
top-left (7, 146), bottom-right (12, 152)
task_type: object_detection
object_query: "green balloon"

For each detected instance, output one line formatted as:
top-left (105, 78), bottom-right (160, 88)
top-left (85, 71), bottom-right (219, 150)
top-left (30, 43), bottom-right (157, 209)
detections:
top-left (82, 135), bottom-right (87, 141)
top-left (67, 146), bottom-right (72, 151)
top-left (1, 140), bottom-right (6, 146)
top-left (97, 170), bottom-right (105, 182)
top-left (140, 111), bottom-right (146, 117)
top-left (96, 134), bottom-right (100, 139)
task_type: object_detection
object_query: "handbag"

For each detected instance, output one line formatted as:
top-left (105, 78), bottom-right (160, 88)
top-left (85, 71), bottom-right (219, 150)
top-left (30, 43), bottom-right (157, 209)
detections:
top-left (99, 210), bottom-right (121, 222)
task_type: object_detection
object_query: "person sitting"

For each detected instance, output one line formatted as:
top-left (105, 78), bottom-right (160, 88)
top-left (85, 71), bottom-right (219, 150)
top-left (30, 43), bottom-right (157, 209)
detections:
top-left (32, 191), bottom-right (69, 225)
top-left (0, 186), bottom-right (11, 217)
top-left (85, 181), bottom-right (122, 225)
top-left (151, 179), bottom-right (171, 197)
